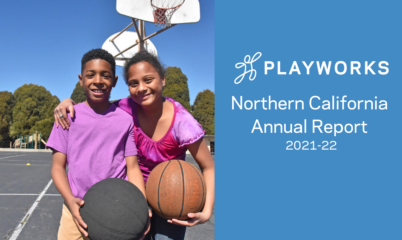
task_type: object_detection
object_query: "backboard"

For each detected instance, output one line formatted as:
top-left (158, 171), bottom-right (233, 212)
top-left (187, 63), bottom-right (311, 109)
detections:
top-left (102, 31), bottom-right (157, 67)
top-left (116, 0), bottom-right (200, 24)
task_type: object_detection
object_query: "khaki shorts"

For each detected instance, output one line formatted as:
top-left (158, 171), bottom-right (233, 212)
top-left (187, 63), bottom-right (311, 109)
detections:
top-left (58, 204), bottom-right (89, 240)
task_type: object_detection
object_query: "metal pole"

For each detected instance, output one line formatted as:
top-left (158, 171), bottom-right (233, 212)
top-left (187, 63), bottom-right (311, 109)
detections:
top-left (110, 18), bottom-right (143, 58)
top-left (114, 19), bottom-right (172, 58)
top-left (34, 131), bottom-right (38, 149)
top-left (138, 20), bottom-right (146, 51)
top-left (132, 18), bottom-right (142, 41)
top-left (109, 22), bottom-right (135, 42)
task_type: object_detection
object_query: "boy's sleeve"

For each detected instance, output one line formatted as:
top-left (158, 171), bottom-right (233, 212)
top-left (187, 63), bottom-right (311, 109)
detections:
top-left (125, 121), bottom-right (138, 157)
top-left (46, 122), bottom-right (69, 154)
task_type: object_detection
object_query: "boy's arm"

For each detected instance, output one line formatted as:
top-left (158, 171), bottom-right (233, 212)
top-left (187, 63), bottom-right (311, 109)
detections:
top-left (51, 151), bottom-right (88, 237)
top-left (125, 155), bottom-right (146, 197)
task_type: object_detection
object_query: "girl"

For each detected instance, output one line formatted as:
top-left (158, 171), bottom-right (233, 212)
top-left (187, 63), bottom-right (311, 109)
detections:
top-left (54, 51), bottom-right (215, 240)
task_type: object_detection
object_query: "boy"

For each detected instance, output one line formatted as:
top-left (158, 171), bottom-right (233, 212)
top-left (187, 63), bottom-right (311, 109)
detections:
top-left (47, 49), bottom-right (146, 240)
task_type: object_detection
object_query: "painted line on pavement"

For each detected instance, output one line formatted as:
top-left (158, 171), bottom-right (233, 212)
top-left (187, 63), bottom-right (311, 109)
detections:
top-left (8, 179), bottom-right (53, 240)
top-left (0, 159), bottom-right (50, 163)
top-left (0, 154), bottom-right (25, 159)
top-left (0, 193), bottom-right (60, 196)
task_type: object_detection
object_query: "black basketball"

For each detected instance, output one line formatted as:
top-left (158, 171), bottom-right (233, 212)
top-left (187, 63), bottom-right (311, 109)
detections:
top-left (80, 178), bottom-right (149, 240)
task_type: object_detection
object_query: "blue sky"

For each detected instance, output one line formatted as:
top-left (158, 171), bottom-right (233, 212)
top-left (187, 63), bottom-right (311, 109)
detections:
top-left (0, 0), bottom-right (214, 104)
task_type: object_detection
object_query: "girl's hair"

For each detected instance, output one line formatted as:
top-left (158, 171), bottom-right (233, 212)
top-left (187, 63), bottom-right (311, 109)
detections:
top-left (123, 51), bottom-right (165, 84)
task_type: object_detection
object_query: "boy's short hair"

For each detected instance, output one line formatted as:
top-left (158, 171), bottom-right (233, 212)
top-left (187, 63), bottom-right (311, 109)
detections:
top-left (81, 49), bottom-right (116, 76)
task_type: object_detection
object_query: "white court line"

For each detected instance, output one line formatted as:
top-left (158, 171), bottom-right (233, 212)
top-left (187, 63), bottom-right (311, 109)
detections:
top-left (0, 193), bottom-right (60, 196)
top-left (0, 154), bottom-right (25, 159)
top-left (0, 162), bottom-right (50, 167)
top-left (8, 179), bottom-right (53, 240)
top-left (0, 159), bottom-right (50, 163)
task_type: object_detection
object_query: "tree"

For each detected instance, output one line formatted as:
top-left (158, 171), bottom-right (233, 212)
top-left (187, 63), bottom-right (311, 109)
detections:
top-left (71, 81), bottom-right (86, 103)
top-left (0, 91), bottom-right (15, 145)
top-left (163, 67), bottom-right (191, 112)
top-left (10, 84), bottom-right (60, 140)
top-left (192, 89), bottom-right (215, 135)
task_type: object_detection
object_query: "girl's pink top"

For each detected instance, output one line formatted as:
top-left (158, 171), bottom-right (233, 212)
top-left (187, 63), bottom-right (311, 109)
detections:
top-left (114, 97), bottom-right (205, 184)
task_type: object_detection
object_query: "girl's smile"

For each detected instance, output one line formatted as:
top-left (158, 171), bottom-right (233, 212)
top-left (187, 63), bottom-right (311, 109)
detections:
top-left (138, 93), bottom-right (151, 101)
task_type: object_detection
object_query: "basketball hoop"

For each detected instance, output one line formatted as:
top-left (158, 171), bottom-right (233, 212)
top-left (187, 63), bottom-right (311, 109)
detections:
top-left (151, 0), bottom-right (185, 28)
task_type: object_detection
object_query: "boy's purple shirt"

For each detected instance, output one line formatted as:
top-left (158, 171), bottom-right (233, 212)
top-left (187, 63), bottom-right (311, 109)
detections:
top-left (47, 102), bottom-right (137, 199)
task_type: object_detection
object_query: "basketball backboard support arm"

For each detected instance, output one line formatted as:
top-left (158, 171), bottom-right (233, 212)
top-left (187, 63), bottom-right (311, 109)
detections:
top-left (143, 24), bottom-right (175, 41)
top-left (104, 0), bottom-right (200, 65)
top-left (111, 19), bottom-right (175, 58)
top-left (105, 30), bottom-right (157, 67)
top-left (113, 40), bottom-right (139, 58)
top-left (109, 22), bottom-right (134, 42)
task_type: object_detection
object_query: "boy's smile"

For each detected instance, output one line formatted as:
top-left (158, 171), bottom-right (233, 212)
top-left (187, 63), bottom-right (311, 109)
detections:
top-left (79, 59), bottom-right (118, 113)
top-left (90, 88), bottom-right (107, 97)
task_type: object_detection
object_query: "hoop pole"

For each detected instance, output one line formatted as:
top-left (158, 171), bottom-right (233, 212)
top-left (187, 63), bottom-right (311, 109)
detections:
top-left (109, 22), bottom-right (135, 42)
top-left (131, 18), bottom-right (147, 52)
top-left (138, 20), bottom-right (146, 51)
top-left (144, 24), bottom-right (175, 41)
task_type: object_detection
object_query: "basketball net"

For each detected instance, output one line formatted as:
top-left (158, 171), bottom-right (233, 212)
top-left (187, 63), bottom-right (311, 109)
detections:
top-left (151, 0), bottom-right (185, 28)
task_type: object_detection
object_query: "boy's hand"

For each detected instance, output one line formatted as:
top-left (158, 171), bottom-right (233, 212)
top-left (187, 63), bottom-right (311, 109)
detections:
top-left (168, 211), bottom-right (210, 227)
top-left (67, 198), bottom-right (88, 237)
top-left (139, 210), bottom-right (152, 240)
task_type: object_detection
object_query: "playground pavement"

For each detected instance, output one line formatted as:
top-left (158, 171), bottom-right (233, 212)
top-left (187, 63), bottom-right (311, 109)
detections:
top-left (0, 151), bottom-right (214, 240)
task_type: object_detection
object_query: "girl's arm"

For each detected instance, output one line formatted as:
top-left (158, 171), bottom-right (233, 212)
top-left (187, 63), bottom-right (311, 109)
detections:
top-left (125, 155), bottom-right (146, 196)
top-left (169, 138), bottom-right (215, 227)
top-left (53, 99), bottom-right (76, 129)
top-left (51, 151), bottom-right (88, 237)
top-left (125, 155), bottom-right (152, 239)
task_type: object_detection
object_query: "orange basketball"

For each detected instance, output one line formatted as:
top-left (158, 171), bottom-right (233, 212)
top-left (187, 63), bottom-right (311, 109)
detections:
top-left (146, 160), bottom-right (206, 220)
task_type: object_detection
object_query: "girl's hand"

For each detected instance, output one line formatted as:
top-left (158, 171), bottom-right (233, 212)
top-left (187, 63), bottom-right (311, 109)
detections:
top-left (54, 99), bottom-right (76, 129)
top-left (168, 211), bottom-right (211, 227)
top-left (66, 198), bottom-right (88, 237)
top-left (139, 210), bottom-right (152, 240)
